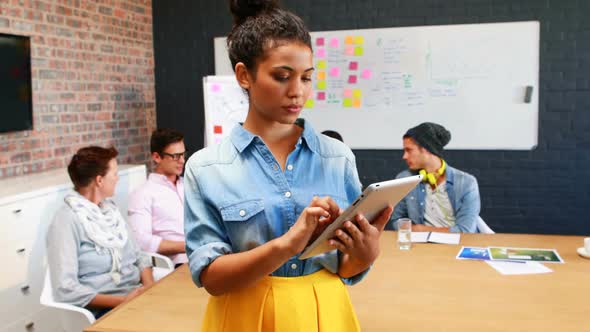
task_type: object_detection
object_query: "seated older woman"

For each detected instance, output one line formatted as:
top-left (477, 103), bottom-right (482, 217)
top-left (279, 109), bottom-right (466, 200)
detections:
top-left (46, 146), bottom-right (153, 318)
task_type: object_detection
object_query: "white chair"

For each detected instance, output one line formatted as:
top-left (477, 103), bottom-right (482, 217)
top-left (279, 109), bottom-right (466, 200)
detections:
top-left (476, 216), bottom-right (495, 234)
top-left (40, 252), bottom-right (174, 332)
top-left (150, 252), bottom-right (175, 280)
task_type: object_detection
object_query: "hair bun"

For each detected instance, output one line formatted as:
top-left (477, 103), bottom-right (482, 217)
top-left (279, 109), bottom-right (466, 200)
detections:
top-left (438, 127), bottom-right (451, 147)
top-left (229, 0), bottom-right (279, 25)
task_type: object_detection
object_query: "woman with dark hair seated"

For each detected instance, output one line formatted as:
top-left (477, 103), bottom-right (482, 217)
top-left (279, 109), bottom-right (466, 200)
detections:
top-left (46, 146), bottom-right (153, 318)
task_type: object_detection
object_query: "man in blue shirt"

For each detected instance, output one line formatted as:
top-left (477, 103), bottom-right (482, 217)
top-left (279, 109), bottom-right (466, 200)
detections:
top-left (386, 122), bottom-right (480, 233)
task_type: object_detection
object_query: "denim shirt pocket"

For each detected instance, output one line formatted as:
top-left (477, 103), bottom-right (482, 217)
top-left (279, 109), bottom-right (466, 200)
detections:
top-left (219, 199), bottom-right (265, 221)
top-left (219, 199), bottom-right (267, 251)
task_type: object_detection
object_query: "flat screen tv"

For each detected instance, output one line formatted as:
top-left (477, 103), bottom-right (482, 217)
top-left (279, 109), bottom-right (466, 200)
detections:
top-left (0, 33), bottom-right (33, 133)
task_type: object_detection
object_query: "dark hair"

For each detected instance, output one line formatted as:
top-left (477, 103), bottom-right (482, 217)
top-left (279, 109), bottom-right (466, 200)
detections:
top-left (68, 146), bottom-right (118, 190)
top-left (150, 128), bottom-right (184, 155)
top-left (321, 130), bottom-right (344, 143)
top-left (227, 0), bottom-right (312, 74)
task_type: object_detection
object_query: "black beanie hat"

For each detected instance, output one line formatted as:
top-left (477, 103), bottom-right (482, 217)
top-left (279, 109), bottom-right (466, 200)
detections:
top-left (404, 122), bottom-right (451, 158)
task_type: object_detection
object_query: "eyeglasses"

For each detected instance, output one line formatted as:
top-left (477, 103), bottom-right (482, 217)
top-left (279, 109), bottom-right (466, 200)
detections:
top-left (161, 151), bottom-right (186, 161)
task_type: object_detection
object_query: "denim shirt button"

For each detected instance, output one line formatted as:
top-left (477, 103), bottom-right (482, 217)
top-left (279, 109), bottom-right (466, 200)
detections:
top-left (285, 191), bottom-right (292, 198)
top-left (239, 209), bottom-right (246, 217)
top-left (287, 164), bottom-right (294, 171)
top-left (290, 263), bottom-right (297, 270)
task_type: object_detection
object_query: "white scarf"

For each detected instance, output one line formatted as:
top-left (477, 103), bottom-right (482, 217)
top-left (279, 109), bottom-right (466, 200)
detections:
top-left (65, 192), bottom-right (128, 285)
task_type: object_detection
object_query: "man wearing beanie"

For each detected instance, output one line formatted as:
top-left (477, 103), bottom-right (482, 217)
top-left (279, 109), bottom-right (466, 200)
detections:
top-left (385, 122), bottom-right (481, 233)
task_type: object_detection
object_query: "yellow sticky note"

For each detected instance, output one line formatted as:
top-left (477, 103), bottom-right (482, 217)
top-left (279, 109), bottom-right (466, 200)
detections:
top-left (354, 47), bottom-right (363, 56)
top-left (353, 98), bottom-right (361, 108)
top-left (353, 89), bottom-right (362, 98)
top-left (304, 99), bottom-right (314, 108)
top-left (317, 60), bottom-right (327, 69)
top-left (344, 36), bottom-right (354, 45)
top-left (317, 71), bottom-right (326, 80)
top-left (343, 98), bottom-right (353, 107)
top-left (354, 36), bottom-right (364, 45)
top-left (317, 81), bottom-right (327, 90)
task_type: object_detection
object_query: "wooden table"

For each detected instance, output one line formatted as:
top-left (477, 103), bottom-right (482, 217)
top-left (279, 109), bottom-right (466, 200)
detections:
top-left (85, 233), bottom-right (590, 332)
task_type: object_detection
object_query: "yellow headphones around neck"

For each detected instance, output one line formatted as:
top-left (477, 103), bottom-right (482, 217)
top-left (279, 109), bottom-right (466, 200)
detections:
top-left (419, 159), bottom-right (446, 187)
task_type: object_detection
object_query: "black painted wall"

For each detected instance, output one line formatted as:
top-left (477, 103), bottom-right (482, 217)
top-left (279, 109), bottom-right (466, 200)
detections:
top-left (153, 0), bottom-right (590, 235)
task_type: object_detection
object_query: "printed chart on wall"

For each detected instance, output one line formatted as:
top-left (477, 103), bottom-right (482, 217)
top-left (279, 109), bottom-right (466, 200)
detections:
top-left (212, 21), bottom-right (540, 149)
top-left (202, 76), bottom-right (248, 147)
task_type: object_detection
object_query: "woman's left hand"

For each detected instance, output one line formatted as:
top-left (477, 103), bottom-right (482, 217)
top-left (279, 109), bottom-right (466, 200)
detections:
top-left (329, 206), bottom-right (393, 264)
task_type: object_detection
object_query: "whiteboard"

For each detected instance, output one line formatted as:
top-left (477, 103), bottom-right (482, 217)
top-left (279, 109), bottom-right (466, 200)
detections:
top-left (202, 76), bottom-right (248, 147)
top-left (212, 21), bottom-right (539, 150)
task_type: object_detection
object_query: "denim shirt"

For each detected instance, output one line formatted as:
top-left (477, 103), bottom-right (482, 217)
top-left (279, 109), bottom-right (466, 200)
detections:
top-left (386, 165), bottom-right (480, 233)
top-left (184, 119), bottom-right (366, 287)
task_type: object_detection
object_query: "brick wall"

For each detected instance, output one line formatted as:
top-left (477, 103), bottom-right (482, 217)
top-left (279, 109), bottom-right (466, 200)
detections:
top-left (0, 0), bottom-right (156, 179)
top-left (153, 0), bottom-right (590, 235)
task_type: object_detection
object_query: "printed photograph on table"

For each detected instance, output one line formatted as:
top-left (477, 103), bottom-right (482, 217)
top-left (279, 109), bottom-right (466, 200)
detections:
top-left (488, 247), bottom-right (564, 263)
top-left (456, 247), bottom-right (490, 260)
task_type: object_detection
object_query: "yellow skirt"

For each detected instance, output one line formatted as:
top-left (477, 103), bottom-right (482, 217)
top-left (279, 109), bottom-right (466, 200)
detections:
top-left (200, 269), bottom-right (360, 332)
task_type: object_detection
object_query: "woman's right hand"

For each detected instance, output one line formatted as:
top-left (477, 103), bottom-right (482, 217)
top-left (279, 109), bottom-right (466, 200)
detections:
top-left (282, 196), bottom-right (341, 255)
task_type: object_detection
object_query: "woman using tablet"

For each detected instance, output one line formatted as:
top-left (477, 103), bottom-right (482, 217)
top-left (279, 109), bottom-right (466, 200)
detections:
top-left (184, 1), bottom-right (393, 331)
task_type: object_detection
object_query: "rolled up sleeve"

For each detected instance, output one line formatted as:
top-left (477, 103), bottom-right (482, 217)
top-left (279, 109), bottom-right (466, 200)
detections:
top-left (184, 161), bottom-right (232, 288)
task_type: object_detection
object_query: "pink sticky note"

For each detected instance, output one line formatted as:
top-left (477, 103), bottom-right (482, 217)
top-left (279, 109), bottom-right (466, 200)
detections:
top-left (317, 92), bottom-right (326, 100)
top-left (343, 88), bottom-right (353, 98)
top-left (361, 69), bottom-right (372, 79)
top-left (329, 67), bottom-right (340, 77)
top-left (316, 48), bottom-right (326, 58)
top-left (316, 37), bottom-right (325, 46)
top-left (345, 45), bottom-right (354, 56)
top-left (211, 84), bottom-right (221, 92)
top-left (349, 62), bottom-right (358, 70)
top-left (329, 37), bottom-right (339, 48)
top-left (348, 75), bottom-right (357, 84)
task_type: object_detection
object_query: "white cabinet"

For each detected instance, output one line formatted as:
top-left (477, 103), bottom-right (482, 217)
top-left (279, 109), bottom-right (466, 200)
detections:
top-left (0, 164), bottom-right (146, 331)
top-left (2, 308), bottom-right (59, 332)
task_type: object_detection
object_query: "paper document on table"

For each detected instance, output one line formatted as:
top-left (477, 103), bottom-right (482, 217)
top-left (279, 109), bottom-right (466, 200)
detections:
top-left (485, 261), bottom-right (553, 275)
top-left (428, 232), bottom-right (460, 245)
top-left (488, 247), bottom-right (564, 263)
top-left (411, 232), bottom-right (429, 243)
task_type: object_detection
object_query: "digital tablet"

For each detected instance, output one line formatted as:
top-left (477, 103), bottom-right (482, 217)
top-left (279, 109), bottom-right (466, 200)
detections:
top-left (298, 174), bottom-right (422, 260)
